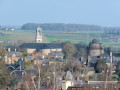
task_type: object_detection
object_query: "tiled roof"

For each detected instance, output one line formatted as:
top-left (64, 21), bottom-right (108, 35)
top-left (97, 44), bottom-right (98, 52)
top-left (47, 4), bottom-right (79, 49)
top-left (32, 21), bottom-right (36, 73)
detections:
top-left (19, 43), bottom-right (62, 49)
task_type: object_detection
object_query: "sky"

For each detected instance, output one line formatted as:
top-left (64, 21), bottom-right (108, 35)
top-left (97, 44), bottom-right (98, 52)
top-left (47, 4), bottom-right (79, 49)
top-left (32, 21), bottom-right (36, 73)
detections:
top-left (0, 0), bottom-right (120, 26)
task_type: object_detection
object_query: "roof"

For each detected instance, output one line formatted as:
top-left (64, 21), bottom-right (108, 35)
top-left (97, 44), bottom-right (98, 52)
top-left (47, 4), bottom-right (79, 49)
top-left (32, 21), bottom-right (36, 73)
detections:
top-left (16, 59), bottom-right (24, 69)
top-left (66, 71), bottom-right (74, 81)
top-left (9, 51), bottom-right (19, 56)
top-left (12, 71), bottom-right (25, 81)
top-left (91, 39), bottom-right (99, 44)
top-left (19, 43), bottom-right (62, 49)
top-left (25, 70), bottom-right (38, 76)
top-left (48, 51), bottom-right (64, 56)
top-left (49, 57), bottom-right (64, 62)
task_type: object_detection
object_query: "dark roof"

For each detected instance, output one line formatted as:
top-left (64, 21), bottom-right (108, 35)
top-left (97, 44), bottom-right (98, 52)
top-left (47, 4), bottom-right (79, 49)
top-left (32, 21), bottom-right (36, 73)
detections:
top-left (49, 57), bottom-right (64, 62)
top-left (16, 59), bottom-right (24, 69)
top-left (19, 43), bottom-right (62, 49)
top-left (48, 51), bottom-right (64, 56)
top-left (13, 71), bottom-right (25, 80)
top-left (8, 51), bottom-right (19, 56)
top-left (91, 39), bottom-right (99, 44)
top-left (66, 71), bottom-right (74, 80)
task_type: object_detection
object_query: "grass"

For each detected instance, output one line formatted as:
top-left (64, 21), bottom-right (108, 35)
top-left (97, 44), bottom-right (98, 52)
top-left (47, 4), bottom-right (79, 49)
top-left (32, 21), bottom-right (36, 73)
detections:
top-left (0, 37), bottom-right (9, 40)
top-left (0, 29), bottom-right (120, 47)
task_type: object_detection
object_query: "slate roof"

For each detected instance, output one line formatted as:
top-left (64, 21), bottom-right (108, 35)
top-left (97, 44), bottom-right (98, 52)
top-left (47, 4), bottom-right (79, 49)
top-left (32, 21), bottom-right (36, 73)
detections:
top-left (90, 54), bottom-right (111, 64)
top-left (91, 39), bottom-right (99, 44)
top-left (8, 51), bottom-right (19, 56)
top-left (48, 51), bottom-right (64, 56)
top-left (13, 71), bottom-right (25, 80)
top-left (49, 57), bottom-right (64, 62)
top-left (7, 59), bottom-right (38, 81)
top-left (66, 71), bottom-right (74, 81)
top-left (16, 59), bottom-right (24, 69)
top-left (19, 43), bottom-right (62, 49)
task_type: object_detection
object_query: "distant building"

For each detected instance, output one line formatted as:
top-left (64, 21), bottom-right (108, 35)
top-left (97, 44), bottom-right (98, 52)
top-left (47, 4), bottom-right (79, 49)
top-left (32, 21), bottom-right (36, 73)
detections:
top-left (36, 27), bottom-right (42, 43)
top-left (89, 39), bottom-right (104, 56)
top-left (4, 48), bottom-right (19, 64)
top-left (62, 71), bottom-right (74, 90)
top-left (19, 43), bottom-right (62, 55)
top-left (19, 27), bottom-right (62, 55)
top-left (48, 51), bottom-right (64, 59)
top-left (49, 57), bottom-right (64, 66)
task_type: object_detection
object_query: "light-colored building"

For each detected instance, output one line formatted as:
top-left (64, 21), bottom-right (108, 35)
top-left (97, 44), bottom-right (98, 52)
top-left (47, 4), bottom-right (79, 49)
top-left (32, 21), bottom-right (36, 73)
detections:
top-left (62, 71), bottom-right (74, 90)
top-left (36, 27), bottom-right (42, 43)
top-left (62, 80), bottom-right (74, 90)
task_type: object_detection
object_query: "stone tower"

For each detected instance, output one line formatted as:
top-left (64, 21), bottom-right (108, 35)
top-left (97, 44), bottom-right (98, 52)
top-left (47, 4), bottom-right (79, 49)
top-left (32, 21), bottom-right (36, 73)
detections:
top-left (36, 27), bottom-right (42, 43)
top-left (89, 39), bottom-right (104, 56)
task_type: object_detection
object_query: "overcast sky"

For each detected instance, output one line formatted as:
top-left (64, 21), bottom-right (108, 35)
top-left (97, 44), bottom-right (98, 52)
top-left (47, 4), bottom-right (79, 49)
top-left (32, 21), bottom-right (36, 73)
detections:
top-left (0, 0), bottom-right (120, 26)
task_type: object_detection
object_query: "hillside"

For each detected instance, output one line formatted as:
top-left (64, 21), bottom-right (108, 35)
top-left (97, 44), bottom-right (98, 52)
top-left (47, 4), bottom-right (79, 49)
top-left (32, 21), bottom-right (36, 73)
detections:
top-left (22, 23), bottom-right (102, 31)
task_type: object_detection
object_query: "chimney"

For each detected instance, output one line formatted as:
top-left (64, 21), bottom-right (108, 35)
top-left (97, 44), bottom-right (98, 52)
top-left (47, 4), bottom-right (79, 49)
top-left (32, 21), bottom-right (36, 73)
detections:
top-left (87, 56), bottom-right (90, 66)
top-left (8, 48), bottom-right (10, 52)
top-left (110, 52), bottom-right (112, 63)
top-left (110, 52), bottom-right (113, 70)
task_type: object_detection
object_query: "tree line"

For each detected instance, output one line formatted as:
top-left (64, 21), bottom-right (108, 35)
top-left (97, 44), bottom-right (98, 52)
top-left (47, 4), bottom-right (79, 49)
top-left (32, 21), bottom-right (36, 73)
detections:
top-left (22, 23), bottom-right (102, 31)
top-left (104, 27), bottom-right (120, 35)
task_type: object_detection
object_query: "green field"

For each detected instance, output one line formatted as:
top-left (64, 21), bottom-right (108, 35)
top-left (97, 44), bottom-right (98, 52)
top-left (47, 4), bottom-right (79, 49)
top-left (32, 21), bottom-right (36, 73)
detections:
top-left (0, 29), bottom-right (120, 47)
top-left (0, 37), bottom-right (9, 40)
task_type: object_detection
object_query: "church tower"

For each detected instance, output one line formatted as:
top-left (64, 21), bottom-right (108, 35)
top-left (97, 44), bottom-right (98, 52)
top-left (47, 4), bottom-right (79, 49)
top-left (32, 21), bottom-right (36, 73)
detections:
top-left (36, 27), bottom-right (42, 43)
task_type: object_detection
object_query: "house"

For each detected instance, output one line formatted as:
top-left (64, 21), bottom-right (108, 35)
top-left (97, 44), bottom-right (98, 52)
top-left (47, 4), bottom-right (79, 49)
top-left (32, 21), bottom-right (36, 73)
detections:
top-left (88, 54), bottom-right (111, 67)
top-left (49, 57), bottom-right (64, 66)
top-left (7, 59), bottom-right (37, 81)
top-left (4, 48), bottom-right (20, 64)
top-left (62, 71), bottom-right (74, 90)
top-left (33, 56), bottom-right (45, 65)
top-left (48, 51), bottom-right (64, 59)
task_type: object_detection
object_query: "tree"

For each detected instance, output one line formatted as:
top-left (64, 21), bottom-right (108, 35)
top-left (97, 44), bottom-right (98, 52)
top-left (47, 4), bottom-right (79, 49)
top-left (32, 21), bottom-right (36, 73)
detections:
top-left (20, 74), bottom-right (36, 90)
top-left (22, 51), bottom-right (28, 57)
top-left (116, 61), bottom-right (120, 81)
top-left (94, 59), bottom-right (107, 73)
top-left (62, 43), bottom-right (76, 59)
top-left (116, 61), bottom-right (120, 74)
top-left (0, 46), bottom-right (6, 61)
top-left (75, 48), bottom-right (87, 59)
top-left (0, 61), bottom-right (11, 89)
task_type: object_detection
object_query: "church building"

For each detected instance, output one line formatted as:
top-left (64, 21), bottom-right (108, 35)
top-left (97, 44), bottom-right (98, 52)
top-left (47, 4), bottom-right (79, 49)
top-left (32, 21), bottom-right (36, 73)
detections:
top-left (19, 27), bottom-right (62, 55)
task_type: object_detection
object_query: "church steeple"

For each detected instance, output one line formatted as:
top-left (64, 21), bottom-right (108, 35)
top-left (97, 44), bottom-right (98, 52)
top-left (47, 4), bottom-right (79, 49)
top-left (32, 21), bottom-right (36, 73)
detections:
top-left (36, 27), bottom-right (42, 43)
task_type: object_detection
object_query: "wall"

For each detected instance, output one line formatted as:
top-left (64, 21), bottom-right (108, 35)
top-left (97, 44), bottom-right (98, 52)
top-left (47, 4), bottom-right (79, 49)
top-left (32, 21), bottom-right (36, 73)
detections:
top-left (27, 48), bottom-right (62, 55)
top-left (27, 49), bottom-right (36, 53)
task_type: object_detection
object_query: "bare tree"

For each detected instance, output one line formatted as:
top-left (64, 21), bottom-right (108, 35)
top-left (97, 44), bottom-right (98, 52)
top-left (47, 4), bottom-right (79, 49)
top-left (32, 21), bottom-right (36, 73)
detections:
top-left (22, 74), bottom-right (36, 90)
